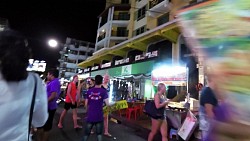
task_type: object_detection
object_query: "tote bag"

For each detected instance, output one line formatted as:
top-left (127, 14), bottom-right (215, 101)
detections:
top-left (143, 100), bottom-right (164, 119)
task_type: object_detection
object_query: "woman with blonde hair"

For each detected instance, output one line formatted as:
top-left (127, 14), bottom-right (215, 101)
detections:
top-left (102, 74), bottom-right (112, 137)
top-left (148, 83), bottom-right (169, 141)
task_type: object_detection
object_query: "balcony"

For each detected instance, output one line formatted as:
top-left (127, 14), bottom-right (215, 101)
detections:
top-left (98, 33), bottom-right (106, 42)
top-left (96, 30), bottom-right (128, 48)
top-left (77, 55), bottom-right (87, 60)
top-left (113, 14), bottom-right (130, 20)
top-left (59, 50), bottom-right (65, 54)
top-left (58, 58), bottom-right (65, 62)
top-left (66, 62), bottom-right (77, 69)
top-left (78, 46), bottom-right (88, 52)
top-left (148, 0), bottom-right (171, 17)
top-left (68, 54), bottom-right (78, 60)
top-left (59, 63), bottom-right (67, 68)
top-left (65, 72), bottom-right (76, 78)
top-left (111, 30), bottom-right (128, 37)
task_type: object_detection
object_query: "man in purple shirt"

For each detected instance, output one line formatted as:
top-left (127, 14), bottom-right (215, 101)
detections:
top-left (83, 75), bottom-right (114, 141)
top-left (37, 69), bottom-right (61, 141)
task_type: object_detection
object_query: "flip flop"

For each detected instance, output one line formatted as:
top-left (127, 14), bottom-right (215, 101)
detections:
top-left (104, 133), bottom-right (112, 137)
top-left (57, 124), bottom-right (63, 129)
top-left (74, 125), bottom-right (82, 129)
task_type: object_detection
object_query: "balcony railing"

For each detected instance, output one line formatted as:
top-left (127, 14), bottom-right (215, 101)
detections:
top-left (149, 0), bottom-right (165, 9)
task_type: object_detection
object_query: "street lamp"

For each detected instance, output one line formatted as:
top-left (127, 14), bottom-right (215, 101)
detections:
top-left (48, 39), bottom-right (58, 48)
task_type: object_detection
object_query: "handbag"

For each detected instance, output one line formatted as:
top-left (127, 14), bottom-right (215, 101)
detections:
top-left (143, 100), bottom-right (164, 119)
top-left (28, 74), bottom-right (37, 141)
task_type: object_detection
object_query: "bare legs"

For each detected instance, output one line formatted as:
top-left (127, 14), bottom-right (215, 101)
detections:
top-left (72, 109), bottom-right (81, 128)
top-left (103, 114), bottom-right (111, 136)
top-left (148, 118), bottom-right (168, 141)
top-left (58, 109), bottom-right (67, 128)
top-left (58, 108), bottom-right (81, 128)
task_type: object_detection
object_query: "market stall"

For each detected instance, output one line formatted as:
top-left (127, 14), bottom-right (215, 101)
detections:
top-left (151, 65), bottom-right (199, 140)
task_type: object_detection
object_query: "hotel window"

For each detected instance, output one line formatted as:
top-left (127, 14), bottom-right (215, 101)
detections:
top-left (79, 51), bottom-right (86, 56)
top-left (134, 25), bottom-right (146, 36)
top-left (157, 13), bottom-right (169, 26)
top-left (136, 5), bottom-right (146, 21)
top-left (121, 0), bottom-right (129, 4)
top-left (118, 12), bottom-right (130, 20)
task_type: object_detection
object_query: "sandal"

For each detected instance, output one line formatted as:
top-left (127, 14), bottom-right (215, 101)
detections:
top-left (104, 133), bottom-right (112, 137)
top-left (74, 125), bottom-right (82, 129)
top-left (58, 124), bottom-right (63, 129)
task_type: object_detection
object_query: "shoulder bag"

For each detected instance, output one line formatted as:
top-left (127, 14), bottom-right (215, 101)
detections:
top-left (143, 100), bottom-right (164, 119)
top-left (28, 74), bottom-right (37, 141)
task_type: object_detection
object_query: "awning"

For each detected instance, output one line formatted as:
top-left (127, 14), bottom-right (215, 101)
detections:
top-left (78, 19), bottom-right (180, 68)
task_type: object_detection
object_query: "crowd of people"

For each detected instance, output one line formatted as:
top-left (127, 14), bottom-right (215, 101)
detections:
top-left (0, 30), bottom-right (115, 141)
top-left (2, 28), bottom-right (250, 141)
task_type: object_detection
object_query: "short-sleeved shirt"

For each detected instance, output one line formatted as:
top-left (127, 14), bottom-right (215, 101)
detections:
top-left (86, 87), bottom-right (108, 122)
top-left (65, 82), bottom-right (77, 103)
top-left (47, 78), bottom-right (60, 110)
top-left (199, 87), bottom-right (218, 131)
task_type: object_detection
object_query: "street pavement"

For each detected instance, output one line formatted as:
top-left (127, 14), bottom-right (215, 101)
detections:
top-left (45, 103), bottom-right (147, 141)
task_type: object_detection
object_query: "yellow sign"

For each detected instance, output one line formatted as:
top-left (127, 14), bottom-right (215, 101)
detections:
top-left (103, 100), bottom-right (128, 114)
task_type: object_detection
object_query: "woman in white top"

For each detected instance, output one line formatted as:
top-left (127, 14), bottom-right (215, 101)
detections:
top-left (0, 30), bottom-right (48, 141)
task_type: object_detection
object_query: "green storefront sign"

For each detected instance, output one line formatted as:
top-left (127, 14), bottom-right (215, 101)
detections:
top-left (90, 60), bottom-right (155, 77)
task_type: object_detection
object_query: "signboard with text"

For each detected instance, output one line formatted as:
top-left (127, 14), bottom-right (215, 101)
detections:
top-left (151, 66), bottom-right (187, 86)
top-left (101, 62), bottom-right (111, 69)
top-left (115, 58), bottom-right (129, 66)
top-left (135, 50), bottom-right (158, 61)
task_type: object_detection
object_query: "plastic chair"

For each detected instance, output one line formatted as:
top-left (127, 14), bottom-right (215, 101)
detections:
top-left (126, 107), bottom-right (137, 120)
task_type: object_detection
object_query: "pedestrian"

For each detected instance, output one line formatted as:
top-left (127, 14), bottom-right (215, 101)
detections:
top-left (198, 70), bottom-right (250, 141)
top-left (199, 75), bottom-right (218, 141)
top-left (58, 75), bottom-right (82, 129)
top-left (77, 79), bottom-right (87, 107)
top-left (102, 74), bottom-right (112, 137)
top-left (37, 68), bottom-right (61, 141)
top-left (148, 83), bottom-right (169, 141)
top-left (0, 30), bottom-right (48, 141)
top-left (83, 75), bottom-right (114, 141)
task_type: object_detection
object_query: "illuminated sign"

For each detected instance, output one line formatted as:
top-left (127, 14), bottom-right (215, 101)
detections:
top-left (101, 62), bottom-right (111, 68)
top-left (135, 50), bottom-right (158, 61)
top-left (27, 59), bottom-right (46, 72)
top-left (151, 66), bottom-right (187, 86)
top-left (84, 68), bottom-right (90, 73)
top-left (115, 58), bottom-right (129, 66)
top-left (91, 66), bottom-right (99, 71)
top-left (77, 69), bottom-right (83, 74)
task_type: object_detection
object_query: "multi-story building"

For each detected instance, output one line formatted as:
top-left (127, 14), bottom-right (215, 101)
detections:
top-left (58, 37), bottom-right (95, 79)
top-left (0, 18), bottom-right (9, 31)
top-left (79, 0), bottom-right (205, 99)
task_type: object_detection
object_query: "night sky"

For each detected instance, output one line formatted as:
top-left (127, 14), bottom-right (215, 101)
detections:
top-left (0, 0), bottom-right (106, 68)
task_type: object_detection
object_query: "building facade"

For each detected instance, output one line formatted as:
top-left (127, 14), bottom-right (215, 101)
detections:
top-left (58, 37), bottom-right (95, 79)
top-left (79, 0), bottom-right (205, 99)
top-left (0, 18), bottom-right (9, 31)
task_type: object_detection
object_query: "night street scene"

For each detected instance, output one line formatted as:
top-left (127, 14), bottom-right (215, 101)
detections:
top-left (1, 0), bottom-right (250, 141)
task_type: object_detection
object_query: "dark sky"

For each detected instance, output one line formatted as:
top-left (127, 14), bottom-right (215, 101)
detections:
top-left (0, 0), bottom-right (106, 68)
